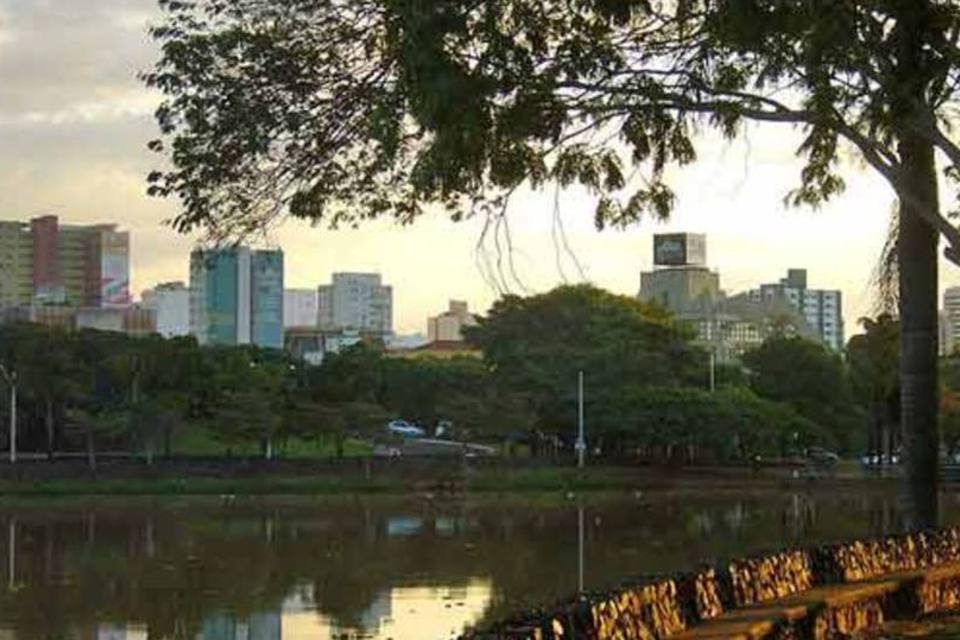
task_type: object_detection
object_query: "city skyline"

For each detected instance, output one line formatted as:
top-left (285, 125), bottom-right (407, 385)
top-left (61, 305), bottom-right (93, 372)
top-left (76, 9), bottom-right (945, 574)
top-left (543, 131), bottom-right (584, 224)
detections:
top-left (4, 0), bottom-right (960, 335)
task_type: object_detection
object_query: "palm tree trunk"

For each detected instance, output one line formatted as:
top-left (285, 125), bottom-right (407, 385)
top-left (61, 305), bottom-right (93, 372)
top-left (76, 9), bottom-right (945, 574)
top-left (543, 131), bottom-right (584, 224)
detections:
top-left (897, 131), bottom-right (940, 530)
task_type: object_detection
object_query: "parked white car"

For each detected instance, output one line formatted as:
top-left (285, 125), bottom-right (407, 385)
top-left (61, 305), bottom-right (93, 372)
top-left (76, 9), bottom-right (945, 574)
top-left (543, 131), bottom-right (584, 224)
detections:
top-left (386, 420), bottom-right (426, 438)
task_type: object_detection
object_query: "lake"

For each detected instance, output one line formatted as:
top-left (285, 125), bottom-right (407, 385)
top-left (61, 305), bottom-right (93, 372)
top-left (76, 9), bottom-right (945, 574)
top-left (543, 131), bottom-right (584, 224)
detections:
top-left (0, 485), bottom-right (952, 639)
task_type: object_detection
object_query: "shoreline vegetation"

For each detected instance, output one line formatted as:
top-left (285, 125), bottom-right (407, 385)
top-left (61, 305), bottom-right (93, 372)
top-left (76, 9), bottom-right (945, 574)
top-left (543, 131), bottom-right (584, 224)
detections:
top-left (0, 460), bottom-right (900, 497)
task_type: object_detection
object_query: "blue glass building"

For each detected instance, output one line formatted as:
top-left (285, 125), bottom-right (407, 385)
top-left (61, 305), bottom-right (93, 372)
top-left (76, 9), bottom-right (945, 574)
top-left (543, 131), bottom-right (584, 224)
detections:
top-left (189, 247), bottom-right (284, 349)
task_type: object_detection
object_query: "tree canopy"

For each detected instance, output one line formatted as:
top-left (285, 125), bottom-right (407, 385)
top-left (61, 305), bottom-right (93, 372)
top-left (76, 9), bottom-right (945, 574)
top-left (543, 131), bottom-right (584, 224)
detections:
top-left (145, 0), bottom-right (960, 253)
top-left (743, 335), bottom-right (862, 452)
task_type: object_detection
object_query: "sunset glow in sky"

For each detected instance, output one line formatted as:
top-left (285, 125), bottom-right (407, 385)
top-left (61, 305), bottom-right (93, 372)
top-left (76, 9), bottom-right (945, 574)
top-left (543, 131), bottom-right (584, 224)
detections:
top-left (3, 0), bottom-right (959, 335)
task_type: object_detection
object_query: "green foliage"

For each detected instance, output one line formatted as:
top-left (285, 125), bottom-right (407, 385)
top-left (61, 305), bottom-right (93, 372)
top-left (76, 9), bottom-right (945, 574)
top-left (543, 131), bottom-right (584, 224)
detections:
top-left (466, 285), bottom-right (706, 441)
top-left (611, 386), bottom-right (828, 459)
top-left (144, 0), bottom-right (960, 257)
top-left (743, 335), bottom-right (861, 453)
top-left (847, 315), bottom-right (900, 456)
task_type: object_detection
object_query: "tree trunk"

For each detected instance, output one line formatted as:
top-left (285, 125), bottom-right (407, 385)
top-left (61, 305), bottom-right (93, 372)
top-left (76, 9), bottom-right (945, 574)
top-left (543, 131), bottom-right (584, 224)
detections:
top-left (897, 131), bottom-right (940, 530)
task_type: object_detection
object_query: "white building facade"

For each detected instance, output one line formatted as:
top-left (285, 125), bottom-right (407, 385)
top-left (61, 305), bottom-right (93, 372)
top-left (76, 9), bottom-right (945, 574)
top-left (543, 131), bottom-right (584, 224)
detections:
top-left (141, 281), bottom-right (190, 338)
top-left (283, 288), bottom-right (319, 328)
top-left (317, 272), bottom-right (393, 334)
top-left (943, 287), bottom-right (960, 356)
top-left (747, 269), bottom-right (844, 351)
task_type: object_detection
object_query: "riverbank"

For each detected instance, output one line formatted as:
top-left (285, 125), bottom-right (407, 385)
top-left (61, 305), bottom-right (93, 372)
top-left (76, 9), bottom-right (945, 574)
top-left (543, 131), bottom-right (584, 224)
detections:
top-left (0, 458), bottom-right (898, 496)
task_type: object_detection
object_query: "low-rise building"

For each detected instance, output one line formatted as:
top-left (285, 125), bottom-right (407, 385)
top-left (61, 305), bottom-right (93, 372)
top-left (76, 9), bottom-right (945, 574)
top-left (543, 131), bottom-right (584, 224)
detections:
top-left (284, 327), bottom-right (384, 365)
top-left (0, 304), bottom-right (156, 336)
top-left (427, 300), bottom-right (478, 343)
top-left (141, 282), bottom-right (190, 338)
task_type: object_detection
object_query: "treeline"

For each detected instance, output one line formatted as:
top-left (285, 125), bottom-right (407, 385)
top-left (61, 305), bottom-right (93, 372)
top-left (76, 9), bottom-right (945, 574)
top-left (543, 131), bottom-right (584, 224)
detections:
top-left (0, 285), bottom-right (932, 462)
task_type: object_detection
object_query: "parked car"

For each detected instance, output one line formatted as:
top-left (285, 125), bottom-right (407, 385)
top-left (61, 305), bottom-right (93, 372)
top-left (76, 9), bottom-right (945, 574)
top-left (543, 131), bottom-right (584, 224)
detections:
top-left (386, 419), bottom-right (426, 439)
top-left (806, 447), bottom-right (840, 466)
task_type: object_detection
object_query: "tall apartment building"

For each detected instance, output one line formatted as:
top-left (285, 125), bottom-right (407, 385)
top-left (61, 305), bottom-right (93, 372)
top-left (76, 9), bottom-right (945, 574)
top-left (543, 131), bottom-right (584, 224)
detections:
top-left (746, 269), bottom-right (844, 350)
top-left (141, 281), bottom-right (191, 338)
top-left (317, 273), bottom-right (393, 334)
top-left (283, 288), bottom-right (319, 328)
top-left (0, 215), bottom-right (130, 308)
top-left (189, 247), bottom-right (284, 349)
top-left (427, 300), bottom-right (478, 343)
top-left (943, 287), bottom-right (960, 356)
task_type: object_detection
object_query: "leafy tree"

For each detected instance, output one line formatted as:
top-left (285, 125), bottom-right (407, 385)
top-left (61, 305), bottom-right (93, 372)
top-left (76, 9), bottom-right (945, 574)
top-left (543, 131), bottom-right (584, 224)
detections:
top-left (743, 336), bottom-right (861, 453)
top-left (145, 0), bottom-right (960, 527)
top-left (466, 285), bottom-right (706, 449)
top-left (847, 315), bottom-right (901, 460)
top-left (614, 386), bottom-right (828, 461)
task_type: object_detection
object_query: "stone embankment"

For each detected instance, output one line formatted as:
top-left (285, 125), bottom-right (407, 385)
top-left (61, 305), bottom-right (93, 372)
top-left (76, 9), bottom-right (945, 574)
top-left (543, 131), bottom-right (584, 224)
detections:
top-left (464, 527), bottom-right (960, 640)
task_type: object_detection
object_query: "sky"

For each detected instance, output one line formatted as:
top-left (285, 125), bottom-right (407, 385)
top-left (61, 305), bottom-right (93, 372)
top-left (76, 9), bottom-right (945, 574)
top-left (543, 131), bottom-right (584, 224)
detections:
top-left (1, 0), bottom-right (959, 336)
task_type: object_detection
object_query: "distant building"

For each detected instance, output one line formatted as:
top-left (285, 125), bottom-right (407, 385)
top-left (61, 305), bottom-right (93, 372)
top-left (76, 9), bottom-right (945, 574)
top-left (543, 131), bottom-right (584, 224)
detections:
top-left (189, 247), bottom-right (284, 349)
top-left (0, 215), bottom-right (130, 308)
top-left (284, 288), bottom-right (319, 328)
top-left (141, 282), bottom-right (190, 338)
top-left (284, 327), bottom-right (383, 365)
top-left (943, 287), bottom-right (960, 356)
top-left (638, 234), bottom-right (824, 362)
top-left (76, 306), bottom-right (156, 337)
top-left (427, 300), bottom-right (478, 343)
top-left (0, 304), bottom-right (156, 337)
top-left (391, 340), bottom-right (481, 360)
top-left (941, 309), bottom-right (953, 357)
top-left (387, 333), bottom-right (430, 350)
top-left (317, 272), bottom-right (393, 334)
top-left (639, 233), bottom-right (721, 314)
top-left (745, 269), bottom-right (844, 350)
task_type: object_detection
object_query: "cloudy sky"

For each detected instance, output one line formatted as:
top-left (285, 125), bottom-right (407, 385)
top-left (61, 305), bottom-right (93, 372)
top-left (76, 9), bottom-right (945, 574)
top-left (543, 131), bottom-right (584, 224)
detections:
top-left (1, 0), bottom-right (957, 335)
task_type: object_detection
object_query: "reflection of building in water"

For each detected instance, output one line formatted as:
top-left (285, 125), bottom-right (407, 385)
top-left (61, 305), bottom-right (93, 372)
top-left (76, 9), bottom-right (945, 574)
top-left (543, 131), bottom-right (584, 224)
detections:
top-left (197, 611), bottom-right (279, 640)
top-left (386, 516), bottom-right (423, 537)
top-left (327, 580), bottom-right (493, 640)
top-left (77, 624), bottom-right (148, 640)
top-left (200, 614), bottom-right (235, 640)
top-left (248, 612), bottom-right (281, 640)
top-left (358, 589), bottom-right (394, 633)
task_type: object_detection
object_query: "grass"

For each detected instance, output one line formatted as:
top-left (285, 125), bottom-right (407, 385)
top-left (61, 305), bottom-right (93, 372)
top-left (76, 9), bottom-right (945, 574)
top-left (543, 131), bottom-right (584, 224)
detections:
top-left (169, 429), bottom-right (374, 458)
top-left (0, 465), bottom-right (658, 497)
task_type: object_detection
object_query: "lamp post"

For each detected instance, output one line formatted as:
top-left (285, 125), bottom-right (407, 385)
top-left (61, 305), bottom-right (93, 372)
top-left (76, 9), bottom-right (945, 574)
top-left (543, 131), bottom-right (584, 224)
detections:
top-left (0, 365), bottom-right (16, 464)
top-left (576, 370), bottom-right (586, 468)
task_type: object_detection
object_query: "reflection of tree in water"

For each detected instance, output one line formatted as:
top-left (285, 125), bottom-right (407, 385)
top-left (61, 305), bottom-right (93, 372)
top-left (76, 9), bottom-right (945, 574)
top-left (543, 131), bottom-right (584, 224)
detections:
top-left (0, 488), bottom-right (920, 638)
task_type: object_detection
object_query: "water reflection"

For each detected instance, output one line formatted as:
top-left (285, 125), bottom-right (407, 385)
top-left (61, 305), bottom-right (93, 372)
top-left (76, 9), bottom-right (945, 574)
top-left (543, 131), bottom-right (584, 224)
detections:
top-left (0, 487), bottom-right (951, 639)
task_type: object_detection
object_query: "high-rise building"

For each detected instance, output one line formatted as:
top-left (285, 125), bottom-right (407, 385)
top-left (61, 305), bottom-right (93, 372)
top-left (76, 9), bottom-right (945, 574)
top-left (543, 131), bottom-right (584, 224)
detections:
top-left (284, 288), bottom-right (319, 328)
top-left (746, 269), bottom-right (844, 350)
top-left (141, 282), bottom-right (191, 338)
top-left (943, 287), bottom-right (960, 356)
top-left (317, 272), bottom-right (393, 334)
top-left (639, 233), bottom-right (721, 314)
top-left (189, 247), bottom-right (284, 349)
top-left (251, 251), bottom-right (284, 348)
top-left (0, 215), bottom-right (130, 308)
top-left (427, 300), bottom-right (478, 343)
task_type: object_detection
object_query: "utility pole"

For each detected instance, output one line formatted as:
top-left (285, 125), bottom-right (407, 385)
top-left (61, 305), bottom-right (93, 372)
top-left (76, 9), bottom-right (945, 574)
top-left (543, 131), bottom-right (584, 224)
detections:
top-left (0, 366), bottom-right (15, 464)
top-left (576, 370), bottom-right (586, 468)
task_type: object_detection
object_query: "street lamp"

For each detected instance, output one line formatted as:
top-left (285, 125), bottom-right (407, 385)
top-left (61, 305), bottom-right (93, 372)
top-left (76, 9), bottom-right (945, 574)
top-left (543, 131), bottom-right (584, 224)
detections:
top-left (0, 365), bottom-right (15, 464)
top-left (575, 370), bottom-right (586, 468)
